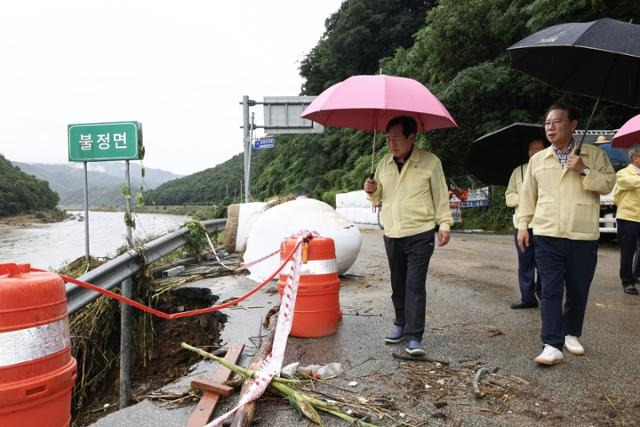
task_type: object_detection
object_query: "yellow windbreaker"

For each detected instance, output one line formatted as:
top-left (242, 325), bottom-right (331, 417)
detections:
top-left (368, 147), bottom-right (453, 238)
top-left (614, 164), bottom-right (640, 222)
top-left (505, 163), bottom-right (528, 228)
top-left (518, 143), bottom-right (615, 240)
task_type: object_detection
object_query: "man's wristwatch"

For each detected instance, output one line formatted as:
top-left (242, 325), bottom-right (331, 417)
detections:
top-left (581, 167), bottom-right (590, 176)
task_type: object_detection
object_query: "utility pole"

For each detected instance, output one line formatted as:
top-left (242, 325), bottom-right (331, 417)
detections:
top-left (247, 111), bottom-right (255, 200)
top-left (241, 95), bottom-right (254, 203)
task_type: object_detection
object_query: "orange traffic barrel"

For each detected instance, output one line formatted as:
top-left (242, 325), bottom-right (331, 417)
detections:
top-left (277, 237), bottom-right (341, 337)
top-left (0, 263), bottom-right (77, 427)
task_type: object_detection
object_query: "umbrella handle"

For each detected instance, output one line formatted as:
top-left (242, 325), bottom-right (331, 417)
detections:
top-left (575, 56), bottom-right (617, 155)
top-left (371, 129), bottom-right (378, 175)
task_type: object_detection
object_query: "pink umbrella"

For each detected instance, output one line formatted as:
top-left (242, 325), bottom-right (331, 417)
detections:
top-left (301, 75), bottom-right (457, 132)
top-left (301, 75), bottom-right (457, 176)
top-left (612, 113), bottom-right (640, 148)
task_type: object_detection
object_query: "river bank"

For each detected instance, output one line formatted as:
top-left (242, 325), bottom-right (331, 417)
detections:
top-left (0, 208), bottom-right (69, 229)
top-left (60, 204), bottom-right (224, 220)
top-left (0, 211), bottom-right (191, 269)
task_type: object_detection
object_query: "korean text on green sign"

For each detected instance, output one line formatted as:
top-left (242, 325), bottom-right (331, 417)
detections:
top-left (68, 121), bottom-right (141, 162)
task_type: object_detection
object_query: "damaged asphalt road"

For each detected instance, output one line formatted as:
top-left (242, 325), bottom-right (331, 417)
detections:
top-left (92, 229), bottom-right (640, 426)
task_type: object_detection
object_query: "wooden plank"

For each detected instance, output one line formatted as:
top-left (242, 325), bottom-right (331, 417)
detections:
top-left (186, 343), bottom-right (244, 427)
top-left (190, 379), bottom-right (234, 397)
top-left (230, 314), bottom-right (277, 427)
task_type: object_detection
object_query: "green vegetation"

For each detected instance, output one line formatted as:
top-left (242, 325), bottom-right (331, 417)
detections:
top-left (145, 153), bottom-right (243, 206)
top-left (0, 154), bottom-right (59, 217)
top-left (145, 0), bottom-right (640, 231)
top-left (299, 0), bottom-right (437, 95)
top-left (379, 0), bottom-right (640, 175)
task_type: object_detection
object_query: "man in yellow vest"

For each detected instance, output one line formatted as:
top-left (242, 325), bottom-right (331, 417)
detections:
top-left (613, 144), bottom-right (640, 295)
top-left (517, 103), bottom-right (615, 365)
top-left (364, 116), bottom-right (453, 357)
top-left (505, 138), bottom-right (546, 309)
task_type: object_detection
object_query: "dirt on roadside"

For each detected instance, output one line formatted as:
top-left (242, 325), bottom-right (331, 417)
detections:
top-left (72, 289), bottom-right (227, 427)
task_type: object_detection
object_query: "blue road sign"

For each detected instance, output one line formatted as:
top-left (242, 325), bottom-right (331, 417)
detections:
top-left (254, 138), bottom-right (275, 149)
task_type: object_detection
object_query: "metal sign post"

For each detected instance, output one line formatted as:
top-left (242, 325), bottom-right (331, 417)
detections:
top-left (67, 120), bottom-right (142, 409)
top-left (119, 160), bottom-right (134, 409)
top-left (242, 96), bottom-right (252, 203)
top-left (83, 162), bottom-right (90, 261)
top-left (68, 120), bottom-right (142, 261)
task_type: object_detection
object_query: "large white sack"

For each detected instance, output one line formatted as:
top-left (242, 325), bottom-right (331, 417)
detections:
top-left (336, 190), bottom-right (374, 208)
top-left (335, 193), bottom-right (348, 208)
top-left (243, 198), bottom-right (362, 282)
top-left (235, 202), bottom-right (267, 252)
top-left (336, 207), bottom-right (379, 225)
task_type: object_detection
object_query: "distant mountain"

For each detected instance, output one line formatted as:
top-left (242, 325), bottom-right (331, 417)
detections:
top-left (0, 155), bottom-right (59, 216)
top-left (11, 161), bottom-right (181, 206)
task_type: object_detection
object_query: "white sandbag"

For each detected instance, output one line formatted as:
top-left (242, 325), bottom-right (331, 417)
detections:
top-left (336, 207), bottom-right (379, 225)
top-left (336, 190), bottom-right (374, 208)
top-left (243, 198), bottom-right (362, 282)
top-left (335, 192), bottom-right (348, 208)
top-left (235, 202), bottom-right (267, 253)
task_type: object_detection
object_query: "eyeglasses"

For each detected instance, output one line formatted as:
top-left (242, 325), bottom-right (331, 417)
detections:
top-left (544, 119), bottom-right (569, 127)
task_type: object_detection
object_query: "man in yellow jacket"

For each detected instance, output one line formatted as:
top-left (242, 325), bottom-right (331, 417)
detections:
top-left (517, 103), bottom-right (615, 365)
top-left (505, 138), bottom-right (546, 309)
top-left (364, 116), bottom-right (453, 357)
top-left (613, 144), bottom-right (640, 295)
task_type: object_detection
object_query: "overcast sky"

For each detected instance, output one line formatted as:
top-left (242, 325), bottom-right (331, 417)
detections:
top-left (0, 0), bottom-right (343, 175)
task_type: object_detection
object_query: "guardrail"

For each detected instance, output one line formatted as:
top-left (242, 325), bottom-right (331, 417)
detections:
top-left (66, 219), bottom-right (227, 314)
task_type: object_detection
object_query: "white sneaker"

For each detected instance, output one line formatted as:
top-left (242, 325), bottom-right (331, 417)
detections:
top-left (564, 335), bottom-right (585, 355)
top-left (534, 344), bottom-right (564, 365)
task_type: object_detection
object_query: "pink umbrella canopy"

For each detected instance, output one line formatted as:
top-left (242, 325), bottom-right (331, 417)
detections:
top-left (301, 75), bottom-right (457, 132)
top-left (612, 113), bottom-right (640, 148)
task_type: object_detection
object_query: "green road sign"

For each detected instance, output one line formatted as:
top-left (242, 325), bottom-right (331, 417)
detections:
top-left (68, 121), bottom-right (141, 162)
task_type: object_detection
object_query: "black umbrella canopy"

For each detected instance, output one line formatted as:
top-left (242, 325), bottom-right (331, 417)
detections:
top-left (508, 18), bottom-right (640, 108)
top-left (467, 123), bottom-right (548, 186)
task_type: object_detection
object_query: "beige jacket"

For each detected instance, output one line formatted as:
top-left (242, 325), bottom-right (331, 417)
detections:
top-left (368, 147), bottom-right (453, 238)
top-left (505, 163), bottom-right (528, 228)
top-left (614, 164), bottom-right (640, 222)
top-left (518, 143), bottom-right (615, 240)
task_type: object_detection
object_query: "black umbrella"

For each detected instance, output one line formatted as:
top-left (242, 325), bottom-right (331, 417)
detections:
top-left (467, 123), bottom-right (548, 186)
top-left (507, 17), bottom-right (640, 153)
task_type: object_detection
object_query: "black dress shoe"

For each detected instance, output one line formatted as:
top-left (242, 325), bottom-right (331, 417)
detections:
top-left (510, 300), bottom-right (539, 309)
top-left (623, 285), bottom-right (639, 295)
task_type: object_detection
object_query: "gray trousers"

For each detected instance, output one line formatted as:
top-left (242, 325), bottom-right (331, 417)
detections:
top-left (383, 229), bottom-right (435, 341)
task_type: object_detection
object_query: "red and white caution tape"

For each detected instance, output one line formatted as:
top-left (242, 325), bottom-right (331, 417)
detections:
top-left (206, 230), bottom-right (317, 427)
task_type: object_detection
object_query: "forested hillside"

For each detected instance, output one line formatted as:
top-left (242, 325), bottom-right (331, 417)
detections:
top-left (0, 154), bottom-right (59, 217)
top-left (146, 0), bottom-right (640, 208)
top-left (13, 161), bottom-right (180, 206)
top-left (145, 153), bottom-right (244, 205)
